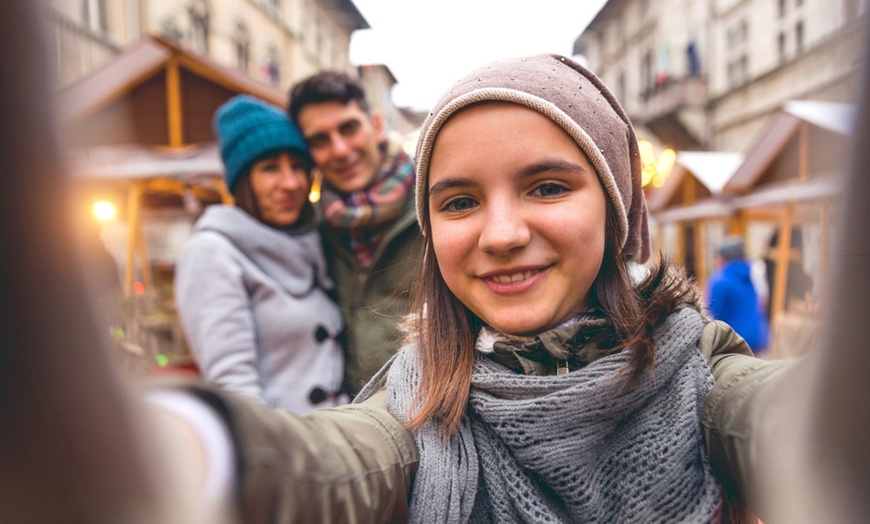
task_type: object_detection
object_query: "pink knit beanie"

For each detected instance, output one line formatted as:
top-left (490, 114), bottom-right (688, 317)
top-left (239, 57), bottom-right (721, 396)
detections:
top-left (415, 53), bottom-right (650, 263)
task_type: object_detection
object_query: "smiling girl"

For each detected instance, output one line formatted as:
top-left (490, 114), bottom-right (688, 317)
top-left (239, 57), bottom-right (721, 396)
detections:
top-left (163, 56), bottom-right (775, 522)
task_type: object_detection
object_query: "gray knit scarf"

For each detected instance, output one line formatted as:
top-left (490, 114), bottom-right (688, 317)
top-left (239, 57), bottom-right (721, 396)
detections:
top-left (362, 307), bottom-right (723, 523)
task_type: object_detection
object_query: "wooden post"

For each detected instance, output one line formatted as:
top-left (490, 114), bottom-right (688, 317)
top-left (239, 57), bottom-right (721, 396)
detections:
top-left (695, 219), bottom-right (707, 289)
top-left (217, 178), bottom-right (234, 205)
top-left (799, 121), bottom-right (809, 181)
top-left (771, 204), bottom-right (795, 323)
top-left (729, 211), bottom-right (745, 235)
top-left (675, 222), bottom-right (686, 267)
top-left (123, 182), bottom-right (143, 298)
top-left (136, 218), bottom-right (153, 289)
top-left (166, 58), bottom-right (183, 148)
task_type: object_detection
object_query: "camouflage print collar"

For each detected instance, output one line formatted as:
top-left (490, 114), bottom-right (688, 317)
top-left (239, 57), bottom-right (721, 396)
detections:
top-left (476, 313), bottom-right (616, 376)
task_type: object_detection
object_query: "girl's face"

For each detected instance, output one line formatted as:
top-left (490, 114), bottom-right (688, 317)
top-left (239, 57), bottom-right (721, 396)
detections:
top-left (428, 103), bottom-right (608, 336)
top-left (249, 151), bottom-right (310, 227)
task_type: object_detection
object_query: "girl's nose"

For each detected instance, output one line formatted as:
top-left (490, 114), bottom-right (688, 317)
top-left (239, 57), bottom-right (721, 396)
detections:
top-left (478, 203), bottom-right (531, 255)
top-left (278, 160), bottom-right (307, 191)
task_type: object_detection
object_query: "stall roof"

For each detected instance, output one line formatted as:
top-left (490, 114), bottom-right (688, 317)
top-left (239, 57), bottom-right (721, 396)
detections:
top-left (724, 100), bottom-right (858, 194)
top-left (646, 151), bottom-right (742, 213)
top-left (57, 35), bottom-right (286, 149)
top-left (67, 143), bottom-right (221, 180)
top-left (649, 198), bottom-right (734, 224)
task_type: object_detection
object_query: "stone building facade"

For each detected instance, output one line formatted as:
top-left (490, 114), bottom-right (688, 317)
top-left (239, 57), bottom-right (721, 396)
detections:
top-left (575, 0), bottom-right (868, 152)
top-left (47, 0), bottom-right (419, 130)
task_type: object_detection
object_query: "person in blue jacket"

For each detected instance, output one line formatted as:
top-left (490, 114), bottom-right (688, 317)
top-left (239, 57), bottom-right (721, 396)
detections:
top-left (706, 236), bottom-right (769, 353)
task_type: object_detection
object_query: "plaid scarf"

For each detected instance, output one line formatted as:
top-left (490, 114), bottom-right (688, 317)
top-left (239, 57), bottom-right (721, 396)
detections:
top-left (319, 141), bottom-right (416, 268)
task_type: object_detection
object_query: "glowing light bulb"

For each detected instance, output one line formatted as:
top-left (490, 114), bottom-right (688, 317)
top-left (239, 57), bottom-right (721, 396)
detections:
top-left (92, 200), bottom-right (117, 222)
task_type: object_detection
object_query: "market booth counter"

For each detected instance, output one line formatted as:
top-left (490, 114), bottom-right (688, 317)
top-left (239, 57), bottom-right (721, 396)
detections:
top-left (722, 100), bottom-right (857, 359)
top-left (58, 35), bottom-right (287, 376)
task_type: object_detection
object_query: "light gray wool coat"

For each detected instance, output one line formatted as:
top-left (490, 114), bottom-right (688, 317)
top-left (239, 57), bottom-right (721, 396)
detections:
top-left (175, 205), bottom-right (344, 413)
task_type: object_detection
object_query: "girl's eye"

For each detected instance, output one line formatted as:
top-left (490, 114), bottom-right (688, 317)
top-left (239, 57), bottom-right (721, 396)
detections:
top-left (443, 197), bottom-right (477, 212)
top-left (531, 182), bottom-right (568, 197)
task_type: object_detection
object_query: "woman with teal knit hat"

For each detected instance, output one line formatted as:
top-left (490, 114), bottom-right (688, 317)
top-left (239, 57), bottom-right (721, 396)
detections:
top-left (174, 94), bottom-right (345, 413)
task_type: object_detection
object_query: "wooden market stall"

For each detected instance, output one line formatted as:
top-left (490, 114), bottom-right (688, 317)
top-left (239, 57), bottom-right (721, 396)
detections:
top-left (646, 151), bottom-right (743, 287)
top-left (58, 35), bottom-right (287, 298)
top-left (721, 100), bottom-right (856, 357)
top-left (723, 100), bottom-right (856, 320)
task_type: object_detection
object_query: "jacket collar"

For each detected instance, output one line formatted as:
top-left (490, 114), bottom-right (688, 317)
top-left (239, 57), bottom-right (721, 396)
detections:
top-left (476, 313), bottom-right (614, 376)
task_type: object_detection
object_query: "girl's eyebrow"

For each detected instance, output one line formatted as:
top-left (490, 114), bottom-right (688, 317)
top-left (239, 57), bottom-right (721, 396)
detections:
top-left (428, 160), bottom-right (592, 200)
top-left (428, 177), bottom-right (477, 200)
top-left (516, 159), bottom-right (590, 179)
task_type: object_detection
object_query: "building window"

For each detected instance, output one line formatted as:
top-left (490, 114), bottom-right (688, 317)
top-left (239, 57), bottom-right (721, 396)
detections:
top-left (727, 54), bottom-right (750, 87)
top-left (686, 40), bottom-right (701, 76)
top-left (796, 21), bottom-right (804, 51)
top-left (80, 0), bottom-right (107, 33)
top-left (188, 0), bottom-right (210, 54)
top-left (266, 45), bottom-right (280, 84)
top-left (642, 49), bottom-right (654, 97)
top-left (232, 21), bottom-right (250, 72)
top-left (778, 32), bottom-right (786, 61)
top-left (160, 17), bottom-right (183, 42)
top-left (779, 0), bottom-right (787, 17)
top-left (796, 0), bottom-right (803, 6)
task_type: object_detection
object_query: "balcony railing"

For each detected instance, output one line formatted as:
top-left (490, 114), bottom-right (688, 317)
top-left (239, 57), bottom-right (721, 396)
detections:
top-left (48, 7), bottom-right (120, 88)
top-left (636, 76), bottom-right (708, 123)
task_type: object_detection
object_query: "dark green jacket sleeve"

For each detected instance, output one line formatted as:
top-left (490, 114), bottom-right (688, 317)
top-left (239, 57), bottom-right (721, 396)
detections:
top-left (186, 384), bottom-right (418, 524)
top-left (699, 320), bottom-right (794, 514)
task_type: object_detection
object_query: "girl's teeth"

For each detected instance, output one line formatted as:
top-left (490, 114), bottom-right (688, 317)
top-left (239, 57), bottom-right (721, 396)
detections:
top-left (492, 270), bottom-right (535, 284)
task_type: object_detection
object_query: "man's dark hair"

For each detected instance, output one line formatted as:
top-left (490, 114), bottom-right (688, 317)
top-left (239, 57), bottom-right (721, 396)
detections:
top-left (288, 71), bottom-right (370, 121)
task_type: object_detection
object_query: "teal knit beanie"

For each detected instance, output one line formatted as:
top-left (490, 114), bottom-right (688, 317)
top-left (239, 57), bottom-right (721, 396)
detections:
top-left (213, 95), bottom-right (310, 191)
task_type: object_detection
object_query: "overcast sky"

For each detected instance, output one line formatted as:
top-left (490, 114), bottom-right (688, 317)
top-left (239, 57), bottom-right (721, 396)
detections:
top-left (348, 1), bottom-right (608, 111)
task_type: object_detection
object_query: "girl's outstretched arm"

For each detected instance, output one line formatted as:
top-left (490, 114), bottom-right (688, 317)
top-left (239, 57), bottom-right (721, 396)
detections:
top-left (0, 1), bottom-right (214, 522)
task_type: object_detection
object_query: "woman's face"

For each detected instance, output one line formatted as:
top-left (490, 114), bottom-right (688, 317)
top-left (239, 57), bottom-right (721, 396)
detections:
top-left (249, 151), bottom-right (310, 227)
top-left (428, 103), bottom-right (608, 336)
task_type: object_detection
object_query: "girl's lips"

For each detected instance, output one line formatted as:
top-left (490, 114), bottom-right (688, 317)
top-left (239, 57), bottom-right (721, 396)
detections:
top-left (276, 197), bottom-right (303, 209)
top-left (480, 266), bottom-right (549, 295)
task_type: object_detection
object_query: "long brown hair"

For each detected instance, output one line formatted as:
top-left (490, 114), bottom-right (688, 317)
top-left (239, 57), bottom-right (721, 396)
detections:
top-left (405, 201), bottom-right (700, 437)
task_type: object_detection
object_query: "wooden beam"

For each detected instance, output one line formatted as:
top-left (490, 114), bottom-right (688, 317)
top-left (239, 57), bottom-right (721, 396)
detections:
top-left (136, 220), bottom-right (153, 289)
top-left (729, 211), bottom-right (745, 235)
top-left (771, 203), bottom-right (795, 323)
top-left (799, 121), bottom-right (809, 181)
top-left (675, 222), bottom-right (686, 266)
top-left (217, 178), bottom-right (234, 205)
top-left (695, 220), bottom-right (707, 289)
top-left (123, 182), bottom-right (143, 298)
top-left (166, 59), bottom-right (184, 148)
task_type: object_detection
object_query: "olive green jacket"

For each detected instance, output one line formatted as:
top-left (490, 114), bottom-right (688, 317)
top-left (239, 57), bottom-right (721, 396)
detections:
top-left (318, 196), bottom-right (423, 395)
top-left (186, 319), bottom-right (790, 523)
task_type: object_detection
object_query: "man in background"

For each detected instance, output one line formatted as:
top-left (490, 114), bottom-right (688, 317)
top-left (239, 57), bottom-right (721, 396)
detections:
top-left (706, 236), bottom-right (770, 354)
top-left (288, 72), bottom-right (421, 395)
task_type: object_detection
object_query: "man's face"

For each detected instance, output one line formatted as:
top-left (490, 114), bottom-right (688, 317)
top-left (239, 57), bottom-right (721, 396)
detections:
top-left (296, 100), bottom-right (385, 194)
